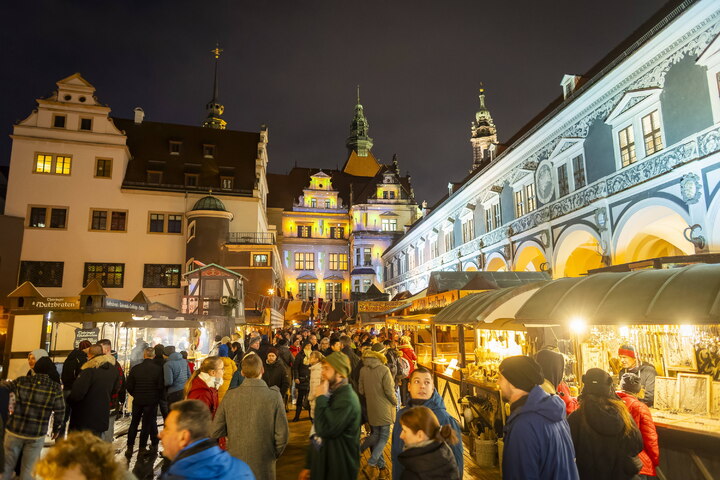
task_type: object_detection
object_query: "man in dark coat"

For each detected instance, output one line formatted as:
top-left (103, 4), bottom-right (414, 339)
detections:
top-left (299, 352), bottom-right (361, 480)
top-left (126, 346), bottom-right (164, 457)
top-left (68, 345), bottom-right (120, 437)
top-left (617, 344), bottom-right (657, 407)
top-left (499, 355), bottom-right (579, 480)
top-left (262, 348), bottom-right (290, 400)
top-left (60, 339), bottom-right (91, 432)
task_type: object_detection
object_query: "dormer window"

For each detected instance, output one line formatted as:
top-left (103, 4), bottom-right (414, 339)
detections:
top-left (605, 88), bottom-right (664, 170)
top-left (203, 144), bottom-right (215, 158)
top-left (170, 141), bottom-right (182, 155)
top-left (53, 115), bottom-right (66, 129)
top-left (185, 174), bottom-right (199, 187)
top-left (221, 176), bottom-right (234, 189)
top-left (561, 74), bottom-right (581, 99)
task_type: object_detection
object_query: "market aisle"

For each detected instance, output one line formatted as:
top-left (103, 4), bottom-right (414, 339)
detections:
top-left (275, 410), bottom-right (501, 480)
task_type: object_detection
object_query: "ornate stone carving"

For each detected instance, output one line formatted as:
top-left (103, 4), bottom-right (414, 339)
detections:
top-left (680, 173), bottom-right (702, 205)
top-left (535, 160), bottom-right (555, 204)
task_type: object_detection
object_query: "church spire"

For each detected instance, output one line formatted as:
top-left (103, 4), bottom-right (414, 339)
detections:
top-left (202, 43), bottom-right (227, 130)
top-left (470, 84), bottom-right (497, 172)
top-left (346, 85), bottom-right (373, 157)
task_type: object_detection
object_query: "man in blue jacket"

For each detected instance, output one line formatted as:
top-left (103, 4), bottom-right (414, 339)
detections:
top-left (391, 366), bottom-right (463, 480)
top-left (499, 355), bottom-right (579, 480)
top-left (160, 399), bottom-right (254, 480)
top-left (164, 345), bottom-right (191, 406)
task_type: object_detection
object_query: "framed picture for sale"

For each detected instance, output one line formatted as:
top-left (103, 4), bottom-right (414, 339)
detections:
top-left (664, 333), bottom-right (698, 372)
top-left (677, 373), bottom-right (712, 415)
top-left (711, 382), bottom-right (720, 418)
top-left (654, 376), bottom-right (677, 411)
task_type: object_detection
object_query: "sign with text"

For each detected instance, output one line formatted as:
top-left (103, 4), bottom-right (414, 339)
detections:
top-left (74, 328), bottom-right (99, 348)
top-left (409, 290), bottom-right (485, 313)
top-left (29, 297), bottom-right (80, 310)
top-left (104, 297), bottom-right (146, 311)
top-left (358, 301), bottom-right (408, 313)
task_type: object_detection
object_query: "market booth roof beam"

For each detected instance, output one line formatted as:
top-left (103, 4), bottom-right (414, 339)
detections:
top-left (515, 264), bottom-right (720, 326)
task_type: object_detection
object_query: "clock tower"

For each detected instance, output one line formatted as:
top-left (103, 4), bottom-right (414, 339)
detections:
top-left (470, 86), bottom-right (497, 172)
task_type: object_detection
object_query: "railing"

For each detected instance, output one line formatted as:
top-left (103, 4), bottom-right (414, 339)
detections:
top-left (227, 232), bottom-right (276, 245)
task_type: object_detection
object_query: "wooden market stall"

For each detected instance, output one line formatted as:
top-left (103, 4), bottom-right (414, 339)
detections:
top-left (515, 264), bottom-right (720, 480)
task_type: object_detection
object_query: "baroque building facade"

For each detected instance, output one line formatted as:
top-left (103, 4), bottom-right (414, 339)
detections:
top-left (267, 94), bottom-right (421, 303)
top-left (383, 0), bottom-right (720, 297)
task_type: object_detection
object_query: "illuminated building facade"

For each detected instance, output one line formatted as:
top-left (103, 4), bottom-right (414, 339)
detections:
top-left (384, 0), bottom-right (720, 296)
top-left (268, 93), bottom-right (421, 302)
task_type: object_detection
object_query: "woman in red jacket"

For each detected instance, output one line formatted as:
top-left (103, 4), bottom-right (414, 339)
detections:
top-left (184, 356), bottom-right (223, 418)
top-left (617, 373), bottom-right (660, 478)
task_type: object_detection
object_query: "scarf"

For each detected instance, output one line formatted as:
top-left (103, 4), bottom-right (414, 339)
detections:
top-left (199, 371), bottom-right (223, 390)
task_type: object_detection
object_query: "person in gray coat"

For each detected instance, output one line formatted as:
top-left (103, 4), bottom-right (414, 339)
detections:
top-left (211, 352), bottom-right (289, 480)
top-left (359, 344), bottom-right (398, 479)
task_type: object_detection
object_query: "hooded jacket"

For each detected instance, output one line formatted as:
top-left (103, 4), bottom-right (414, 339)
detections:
top-left (359, 350), bottom-right (397, 426)
top-left (567, 395), bottom-right (643, 480)
top-left (68, 354), bottom-right (120, 433)
top-left (392, 391), bottom-right (463, 480)
top-left (161, 438), bottom-right (254, 480)
top-left (503, 385), bottom-right (579, 480)
top-left (616, 392), bottom-right (659, 477)
top-left (164, 352), bottom-right (191, 394)
top-left (61, 348), bottom-right (87, 390)
top-left (398, 440), bottom-right (460, 480)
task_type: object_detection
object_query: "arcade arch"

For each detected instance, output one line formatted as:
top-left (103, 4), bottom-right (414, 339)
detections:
top-left (553, 225), bottom-right (604, 278)
top-left (613, 202), bottom-right (694, 265)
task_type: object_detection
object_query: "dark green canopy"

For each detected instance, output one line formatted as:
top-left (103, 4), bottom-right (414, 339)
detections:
top-left (515, 264), bottom-right (720, 326)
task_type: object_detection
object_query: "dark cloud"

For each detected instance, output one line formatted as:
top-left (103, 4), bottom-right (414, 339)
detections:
top-left (0, 0), bottom-right (660, 204)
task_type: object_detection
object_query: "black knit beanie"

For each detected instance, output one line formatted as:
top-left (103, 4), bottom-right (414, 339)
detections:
top-left (499, 355), bottom-right (544, 392)
top-left (581, 368), bottom-right (614, 397)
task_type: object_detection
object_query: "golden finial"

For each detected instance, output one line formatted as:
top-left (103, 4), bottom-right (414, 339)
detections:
top-left (479, 81), bottom-right (484, 94)
top-left (211, 43), bottom-right (223, 60)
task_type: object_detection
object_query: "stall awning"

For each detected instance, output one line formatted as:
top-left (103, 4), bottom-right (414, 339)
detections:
top-left (515, 264), bottom-right (720, 325)
top-left (433, 282), bottom-right (547, 327)
top-left (373, 302), bottom-right (412, 317)
top-left (426, 271), bottom-right (550, 295)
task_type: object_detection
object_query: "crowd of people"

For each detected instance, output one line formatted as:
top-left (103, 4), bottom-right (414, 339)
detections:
top-left (0, 328), bottom-right (661, 480)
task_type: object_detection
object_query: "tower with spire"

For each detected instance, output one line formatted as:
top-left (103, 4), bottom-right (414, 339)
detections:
top-left (346, 85), bottom-right (373, 157)
top-left (470, 85), bottom-right (497, 172)
top-left (202, 44), bottom-right (227, 130)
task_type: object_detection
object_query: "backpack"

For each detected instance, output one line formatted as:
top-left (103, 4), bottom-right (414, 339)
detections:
top-left (398, 356), bottom-right (411, 378)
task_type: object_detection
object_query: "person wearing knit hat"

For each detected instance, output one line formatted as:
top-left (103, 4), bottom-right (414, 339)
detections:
top-left (568, 367), bottom-right (644, 479)
top-left (616, 373), bottom-right (661, 478)
top-left (617, 344), bottom-right (657, 407)
top-left (300, 351), bottom-right (361, 480)
top-left (498, 355), bottom-right (579, 480)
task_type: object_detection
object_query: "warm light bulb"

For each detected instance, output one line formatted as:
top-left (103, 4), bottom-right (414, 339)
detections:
top-left (679, 324), bottom-right (693, 337)
top-left (619, 326), bottom-right (629, 338)
top-left (569, 317), bottom-right (587, 334)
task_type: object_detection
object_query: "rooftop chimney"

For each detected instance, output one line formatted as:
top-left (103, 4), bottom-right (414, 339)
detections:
top-left (134, 107), bottom-right (145, 124)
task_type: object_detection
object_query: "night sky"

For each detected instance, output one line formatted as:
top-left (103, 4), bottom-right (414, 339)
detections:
top-left (1, 0), bottom-right (663, 205)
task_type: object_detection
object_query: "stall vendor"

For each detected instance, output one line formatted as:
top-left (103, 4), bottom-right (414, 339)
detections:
top-left (617, 344), bottom-right (656, 407)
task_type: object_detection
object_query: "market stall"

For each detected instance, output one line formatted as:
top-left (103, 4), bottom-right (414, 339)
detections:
top-left (515, 264), bottom-right (720, 480)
